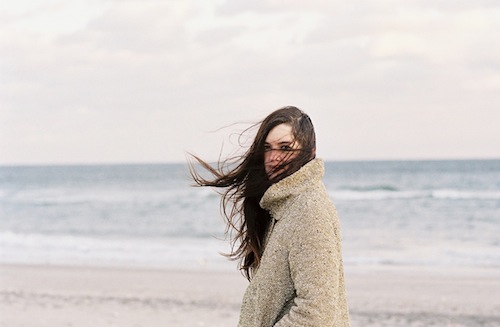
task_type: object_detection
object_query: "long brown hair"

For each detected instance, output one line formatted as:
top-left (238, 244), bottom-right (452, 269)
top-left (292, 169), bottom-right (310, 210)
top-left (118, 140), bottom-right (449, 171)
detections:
top-left (188, 106), bottom-right (316, 279)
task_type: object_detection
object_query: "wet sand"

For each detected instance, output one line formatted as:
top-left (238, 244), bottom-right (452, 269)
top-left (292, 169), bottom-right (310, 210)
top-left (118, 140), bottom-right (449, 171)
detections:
top-left (1, 264), bottom-right (499, 326)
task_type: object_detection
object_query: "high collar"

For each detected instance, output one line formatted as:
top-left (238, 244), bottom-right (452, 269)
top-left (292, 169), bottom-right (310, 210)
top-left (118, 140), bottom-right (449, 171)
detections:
top-left (259, 158), bottom-right (324, 218)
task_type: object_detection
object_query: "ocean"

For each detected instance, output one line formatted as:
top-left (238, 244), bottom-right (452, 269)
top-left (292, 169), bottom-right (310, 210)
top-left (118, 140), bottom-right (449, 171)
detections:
top-left (1, 159), bottom-right (499, 271)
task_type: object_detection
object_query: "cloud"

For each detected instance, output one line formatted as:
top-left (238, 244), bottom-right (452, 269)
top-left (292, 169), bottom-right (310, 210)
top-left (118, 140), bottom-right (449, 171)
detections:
top-left (1, 0), bottom-right (499, 163)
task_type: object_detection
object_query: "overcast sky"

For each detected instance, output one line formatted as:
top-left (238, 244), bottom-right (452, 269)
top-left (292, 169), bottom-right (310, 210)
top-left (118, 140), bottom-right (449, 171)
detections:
top-left (1, 0), bottom-right (499, 165)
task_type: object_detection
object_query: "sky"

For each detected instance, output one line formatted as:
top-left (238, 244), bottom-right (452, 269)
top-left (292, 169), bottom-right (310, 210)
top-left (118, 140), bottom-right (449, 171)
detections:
top-left (1, 0), bottom-right (500, 165)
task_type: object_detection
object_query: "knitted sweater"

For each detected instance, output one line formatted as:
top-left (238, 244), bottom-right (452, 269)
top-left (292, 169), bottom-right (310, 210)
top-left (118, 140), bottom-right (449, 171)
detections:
top-left (238, 158), bottom-right (350, 327)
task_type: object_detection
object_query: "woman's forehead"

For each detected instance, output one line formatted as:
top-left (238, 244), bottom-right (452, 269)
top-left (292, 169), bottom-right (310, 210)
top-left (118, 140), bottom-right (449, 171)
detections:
top-left (265, 124), bottom-right (294, 144)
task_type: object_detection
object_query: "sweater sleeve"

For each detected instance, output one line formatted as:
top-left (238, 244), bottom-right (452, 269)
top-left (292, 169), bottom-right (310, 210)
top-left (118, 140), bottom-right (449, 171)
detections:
top-left (274, 205), bottom-right (342, 327)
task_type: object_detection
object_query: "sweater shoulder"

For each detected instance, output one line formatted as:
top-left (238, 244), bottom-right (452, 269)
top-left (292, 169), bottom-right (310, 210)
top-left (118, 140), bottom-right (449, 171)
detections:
top-left (287, 183), bottom-right (337, 227)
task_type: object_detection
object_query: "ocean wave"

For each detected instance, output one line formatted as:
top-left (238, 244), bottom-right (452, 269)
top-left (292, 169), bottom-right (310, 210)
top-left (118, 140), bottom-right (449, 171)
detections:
top-left (344, 256), bottom-right (500, 267)
top-left (0, 231), bottom-right (232, 270)
top-left (331, 190), bottom-right (424, 200)
top-left (339, 185), bottom-right (399, 192)
top-left (2, 230), bottom-right (499, 269)
top-left (0, 187), bottom-right (218, 206)
top-left (330, 189), bottom-right (500, 201)
top-left (431, 190), bottom-right (500, 200)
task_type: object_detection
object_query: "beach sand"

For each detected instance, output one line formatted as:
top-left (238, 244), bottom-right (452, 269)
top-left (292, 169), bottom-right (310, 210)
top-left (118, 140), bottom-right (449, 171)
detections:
top-left (1, 264), bottom-right (499, 327)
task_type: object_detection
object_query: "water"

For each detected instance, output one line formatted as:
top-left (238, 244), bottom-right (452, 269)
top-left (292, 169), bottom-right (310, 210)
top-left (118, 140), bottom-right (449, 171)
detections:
top-left (1, 160), bottom-right (499, 270)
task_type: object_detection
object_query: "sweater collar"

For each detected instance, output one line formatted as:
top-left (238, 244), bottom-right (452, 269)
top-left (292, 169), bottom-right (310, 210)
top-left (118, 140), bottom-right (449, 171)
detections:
top-left (259, 158), bottom-right (324, 218)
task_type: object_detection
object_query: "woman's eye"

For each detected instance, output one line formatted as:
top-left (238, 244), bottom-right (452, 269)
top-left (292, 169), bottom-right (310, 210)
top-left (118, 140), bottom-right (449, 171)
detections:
top-left (264, 145), bottom-right (271, 152)
top-left (280, 145), bottom-right (292, 151)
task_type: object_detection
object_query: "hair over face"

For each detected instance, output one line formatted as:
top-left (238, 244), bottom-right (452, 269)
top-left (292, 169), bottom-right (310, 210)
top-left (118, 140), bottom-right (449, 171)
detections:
top-left (188, 106), bottom-right (316, 279)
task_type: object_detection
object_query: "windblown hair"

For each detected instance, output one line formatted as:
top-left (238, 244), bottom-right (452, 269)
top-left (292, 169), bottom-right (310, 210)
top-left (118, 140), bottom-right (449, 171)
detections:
top-left (188, 106), bottom-right (316, 280)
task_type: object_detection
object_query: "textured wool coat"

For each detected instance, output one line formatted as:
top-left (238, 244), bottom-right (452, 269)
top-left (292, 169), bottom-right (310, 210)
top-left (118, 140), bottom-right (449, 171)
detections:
top-left (238, 159), bottom-right (350, 327)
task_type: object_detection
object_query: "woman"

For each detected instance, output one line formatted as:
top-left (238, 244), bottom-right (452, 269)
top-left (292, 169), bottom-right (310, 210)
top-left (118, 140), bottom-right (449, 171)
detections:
top-left (189, 106), bottom-right (350, 326)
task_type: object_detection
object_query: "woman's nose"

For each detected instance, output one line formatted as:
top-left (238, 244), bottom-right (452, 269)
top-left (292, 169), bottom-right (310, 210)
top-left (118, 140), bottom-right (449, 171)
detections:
top-left (269, 149), bottom-right (281, 161)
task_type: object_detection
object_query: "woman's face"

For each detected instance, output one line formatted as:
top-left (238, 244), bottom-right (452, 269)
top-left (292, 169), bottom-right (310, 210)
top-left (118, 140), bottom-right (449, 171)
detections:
top-left (264, 123), bottom-right (301, 180)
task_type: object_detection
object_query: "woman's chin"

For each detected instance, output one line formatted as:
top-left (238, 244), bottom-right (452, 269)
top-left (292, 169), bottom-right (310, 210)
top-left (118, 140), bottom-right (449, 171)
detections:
top-left (267, 169), bottom-right (284, 181)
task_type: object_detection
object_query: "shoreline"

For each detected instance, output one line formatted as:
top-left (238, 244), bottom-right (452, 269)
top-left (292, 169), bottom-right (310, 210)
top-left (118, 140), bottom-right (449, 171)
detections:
top-left (1, 263), bottom-right (499, 326)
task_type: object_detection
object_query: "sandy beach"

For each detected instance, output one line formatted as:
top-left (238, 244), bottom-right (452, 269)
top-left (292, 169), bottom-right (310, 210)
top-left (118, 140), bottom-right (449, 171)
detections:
top-left (1, 264), bottom-right (499, 327)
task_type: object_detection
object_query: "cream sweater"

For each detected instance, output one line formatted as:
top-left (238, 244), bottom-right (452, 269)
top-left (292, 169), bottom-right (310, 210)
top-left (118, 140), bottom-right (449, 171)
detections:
top-left (238, 159), bottom-right (350, 327)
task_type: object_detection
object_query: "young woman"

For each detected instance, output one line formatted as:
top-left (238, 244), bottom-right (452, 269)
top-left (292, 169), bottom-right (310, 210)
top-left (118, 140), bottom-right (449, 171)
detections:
top-left (189, 106), bottom-right (350, 326)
